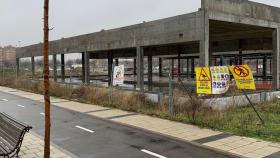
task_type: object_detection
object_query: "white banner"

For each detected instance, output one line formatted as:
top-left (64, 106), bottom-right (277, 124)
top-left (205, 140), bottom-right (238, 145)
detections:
top-left (113, 65), bottom-right (125, 86)
top-left (210, 66), bottom-right (230, 94)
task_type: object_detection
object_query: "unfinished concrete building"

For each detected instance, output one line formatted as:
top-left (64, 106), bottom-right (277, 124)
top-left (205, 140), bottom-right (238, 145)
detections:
top-left (16, 0), bottom-right (280, 91)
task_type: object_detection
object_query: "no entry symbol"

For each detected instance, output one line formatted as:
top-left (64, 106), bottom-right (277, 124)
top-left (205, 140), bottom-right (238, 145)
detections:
top-left (233, 66), bottom-right (249, 77)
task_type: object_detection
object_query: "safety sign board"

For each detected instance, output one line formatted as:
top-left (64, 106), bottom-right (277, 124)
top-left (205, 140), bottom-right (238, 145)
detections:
top-left (210, 66), bottom-right (230, 94)
top-left (229, 65), bottom-right (256, 90)
top-left (113, 65), bottom-right (125, 86)
top-left (195, 67), bottom-right (212, 94)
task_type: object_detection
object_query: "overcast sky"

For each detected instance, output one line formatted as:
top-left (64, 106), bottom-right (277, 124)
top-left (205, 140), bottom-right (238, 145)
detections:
top-left (1, 0), bottom-right (280, 47)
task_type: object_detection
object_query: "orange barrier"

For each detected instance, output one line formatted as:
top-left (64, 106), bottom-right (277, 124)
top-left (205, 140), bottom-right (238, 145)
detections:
top-left (255, 83), bottom-right (272, 90)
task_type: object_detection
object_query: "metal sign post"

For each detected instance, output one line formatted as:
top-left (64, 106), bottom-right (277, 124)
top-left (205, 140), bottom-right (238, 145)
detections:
top-left (241, 89), bottom-right (265, 126)
top-left (229, 65), bottom-right (264, 126)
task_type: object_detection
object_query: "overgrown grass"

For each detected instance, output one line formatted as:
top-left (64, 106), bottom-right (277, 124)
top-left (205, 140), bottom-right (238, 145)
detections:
top-left (174, 102), bottom-right (280, 142)
top-left (0, 75), bottom-right (279, 143)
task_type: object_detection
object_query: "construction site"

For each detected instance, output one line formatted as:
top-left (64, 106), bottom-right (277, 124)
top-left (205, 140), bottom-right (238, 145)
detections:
top-left (16, 0), bottom-right (280, 93)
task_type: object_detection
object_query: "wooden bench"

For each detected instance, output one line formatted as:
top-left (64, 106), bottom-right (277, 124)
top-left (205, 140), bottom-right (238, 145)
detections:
top-left (0, 113), bottom-right (32, 158)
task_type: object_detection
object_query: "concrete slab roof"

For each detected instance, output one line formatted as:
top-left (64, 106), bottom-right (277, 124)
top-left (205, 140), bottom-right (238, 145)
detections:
top-left (16, 0), bottom-right (280, 58)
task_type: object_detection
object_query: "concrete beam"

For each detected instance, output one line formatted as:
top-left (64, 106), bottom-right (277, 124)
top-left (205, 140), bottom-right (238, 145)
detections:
top-left (90, 49), bottom-right (136, 59)
top-left (61, 54), bottom-right (65, 82)
top-left (208, 11), bottom-right (279, 29)
top-left (272, 28), bottom-right (280, 90)
top-left (203, 0), bottom-right (280, 24)
top-left (17, 12), bottom-right (202, 58)
top-left (136, 47), bottom-right (144, 91)
top-left (53, 54), bottom-right (57, 82)
top-left (211, 29), bottom-right (272, 42)
top-left (31, 56), bottom-right (35, 79)
top-left (211, 38), bottom-right (272, 53)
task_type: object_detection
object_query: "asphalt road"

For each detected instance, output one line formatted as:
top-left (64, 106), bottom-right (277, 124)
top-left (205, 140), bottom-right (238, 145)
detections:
top-left (0, 91), bottom-right (237, 158)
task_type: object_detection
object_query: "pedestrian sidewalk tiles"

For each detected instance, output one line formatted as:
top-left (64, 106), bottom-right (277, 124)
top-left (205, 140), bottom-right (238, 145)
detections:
top-left (1, 86), bottom-right (279, 158)
top-left (20, 132), bottom-right (73, 158)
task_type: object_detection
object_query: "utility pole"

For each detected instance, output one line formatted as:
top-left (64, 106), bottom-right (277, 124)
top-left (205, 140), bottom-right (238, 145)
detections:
top-left (43, 0), bottom-right (51, 158)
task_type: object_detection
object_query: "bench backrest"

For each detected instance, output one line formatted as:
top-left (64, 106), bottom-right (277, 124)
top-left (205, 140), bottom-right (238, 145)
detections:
top-left (0, 113), bottom-right (32, 155)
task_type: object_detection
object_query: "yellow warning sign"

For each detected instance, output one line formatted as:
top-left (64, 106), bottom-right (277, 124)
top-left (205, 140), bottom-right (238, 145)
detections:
top-left (195, 67), bottom-right (212, 94)
top-left (229, 65), bottom-right (256, 90)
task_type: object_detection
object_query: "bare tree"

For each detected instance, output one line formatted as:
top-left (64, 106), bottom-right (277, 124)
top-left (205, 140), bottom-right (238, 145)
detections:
top-left (43, 0), bottom-right (51, 157)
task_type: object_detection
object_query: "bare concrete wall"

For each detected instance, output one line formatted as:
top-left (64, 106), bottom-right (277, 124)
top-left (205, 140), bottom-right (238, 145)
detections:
top-left (203, 0), bottom-right (280, 23)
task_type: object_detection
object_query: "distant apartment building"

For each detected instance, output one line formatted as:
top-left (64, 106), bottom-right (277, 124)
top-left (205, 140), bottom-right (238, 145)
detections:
top-left (0, 46), bottom-right (16, 65)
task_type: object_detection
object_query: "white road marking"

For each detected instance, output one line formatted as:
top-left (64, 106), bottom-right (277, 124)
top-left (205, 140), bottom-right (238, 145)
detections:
top-left (75, 125), bottom-right (95, 133)
top-left (17, 105), bottom-right (25, 108)
top-left (1, 99), bottom-right (8, 101)
top-left (40, 112), bottom-right (45, 116)
top-left (141, 149), bottom-right (167, 158)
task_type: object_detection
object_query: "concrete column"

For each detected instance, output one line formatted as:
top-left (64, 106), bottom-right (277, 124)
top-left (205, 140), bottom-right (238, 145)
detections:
top-left (234, 55), bottom-right (238, 65)
top-left (272, 28), bottom-right (280, 90)
top-left (148, 55), bottom-right (153, 91)
top-left (61, 54), bottom-right (65, 82)
top-left (220, 56), bottom-right (224, 66)
top-left (53, 54), bottom-right (57, 82)
top-left (133, 58), bottom-right (137, 75)
top-left (256, 59), bottom-right (259, 74)
top-left (209, 42), bottom-right (214, 66)
top-left (16, 58), bottom-right (20, 80)
top-left (136, 47), bottom-right (144, 91)
top-left (263, 55), bottom-right (267, 79)
top-left (238, 51), bottom-right (243, 65)
top-left (178, 52), bottom-right (181, 78)
top-left (81, 52), bottom-right (85, 83)
top-left (171, 58), bottom-right (174, 79)
top-left (199, 11), bottom-right (209, 67)
top-left (31, 56), bottom-right (35, 79)
top-left (159, 58), bottom-right (162, 77)
top-left (238, 40), bottom-right (243, 65)
top-left (84, 52), bottom-right (90, 84)
top-left (191, 58), bottom-right (195, 78)
top-left (229, 58), bottom-right (233, 66)
top-left (115, 59), bottom-right (119, 66)
top-left (108, 52), bottom-right (113, 86)
top-left (186, 58), bottom-right (189, 76)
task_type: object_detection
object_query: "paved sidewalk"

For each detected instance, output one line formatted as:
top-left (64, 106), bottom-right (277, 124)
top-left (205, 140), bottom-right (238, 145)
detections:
top-left (20, 133), bottom-right (72, 158)
top-left (1, 86), bottom-right (280, 158)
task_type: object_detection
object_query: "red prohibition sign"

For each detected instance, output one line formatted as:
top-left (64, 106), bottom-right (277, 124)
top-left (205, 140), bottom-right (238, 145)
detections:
top-left (233, 66), bottom-right (249, 77)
